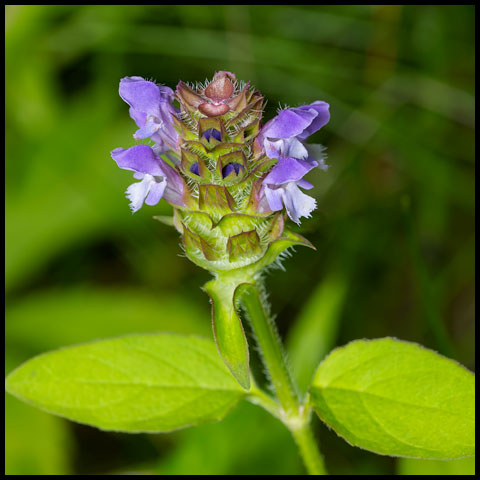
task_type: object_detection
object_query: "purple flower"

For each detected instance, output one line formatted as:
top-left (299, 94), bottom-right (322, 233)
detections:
top-left (259, 101), bottom-right (329, 163)
top-left (119, 77), bottom-right (179, 153)
top-left (260, 157), bottom-right (317, 224)
top-left (257, 100), bottom-right (330, 223)
top-left (111, 145), bottom-right (185, 212)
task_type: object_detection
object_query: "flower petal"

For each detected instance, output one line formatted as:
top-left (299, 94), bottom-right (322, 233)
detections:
top-left (128, 107), bottom-right (146, 130)
top-left (265, 137), bottom-right (310, 161)
top-left (113, 145), bottom-right (186, 210)
top-left (264, 139), bottom-right (284, 159)
top-left (263, 157), bottom-right (316, 185)
top-left (158, 159), bottom-right (186, 207)
top-left (264, 185), bottom-right (284, 211)
top-left (120, 77), bottom-right (179, 150)
top-left (145, 178), bottom-right (167, 206)
top-left (126, 175), bottom-right (155, 213)
top-left (296, 101), bottom-right (330, 141)
top-left (261, 108), bottom-right (318, 139)
top-left (222, 163), bottom-right (245, 178)
top-left (297, 178), bottom-right (314, 190)
top-left (111, 145), bottom-right (164, 176)
top-left (282, 182), bottom-right (317, 224)
top-left (133, 116), bottom-right (162, 140)
top-left (120, 77), bottom-right (170, 116)
top-left (203, 128), bottom-right (222, 142)
top-left (190, 163), bottom-right (200, 176)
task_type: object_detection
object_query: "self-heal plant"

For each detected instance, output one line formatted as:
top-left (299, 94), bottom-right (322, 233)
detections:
top-left (6, 72), bottom-right (474, 475)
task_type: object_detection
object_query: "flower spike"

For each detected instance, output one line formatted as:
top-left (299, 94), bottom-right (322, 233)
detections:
top-left (112, 71), bottom-right (330, 385)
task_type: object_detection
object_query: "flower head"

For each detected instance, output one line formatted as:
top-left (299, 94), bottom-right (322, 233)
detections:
top-left (111, 70), bottom-right (330, 267)
top-left (111, 71), bottom-right (330, 391)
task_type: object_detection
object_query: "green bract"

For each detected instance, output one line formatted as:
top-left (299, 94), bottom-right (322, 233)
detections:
top-left (310, 338), bottom-right (475, 459)
top-left (5, 334), bottom-right (246, 432)
top-left (202, 229), bottom-right (315, 388)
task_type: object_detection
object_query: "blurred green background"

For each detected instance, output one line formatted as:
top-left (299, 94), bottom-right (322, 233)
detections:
top-left (5, 5), bottom-right (475, 475)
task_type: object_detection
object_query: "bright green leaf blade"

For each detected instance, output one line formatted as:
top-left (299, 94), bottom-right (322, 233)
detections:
top-left (397, 456), bottom-right (475, 476)
top-left (203, 280), bottom-right (250, 390)
top-left (5, 334), bottom-right (246, 433)
top-left (310, 338), bottom-right (475, 459)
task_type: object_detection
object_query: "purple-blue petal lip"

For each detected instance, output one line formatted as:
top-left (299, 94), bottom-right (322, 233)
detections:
top-left (260, 101), bottom-right (330, 141)
top-left (222, 163), bottom-right (245, 178)
top-left (190, 163), bottom-right (200, 176)
top-left (263, 157), bottom-right (316, 185)
top-left (203, 128), bottom-right (222, 142)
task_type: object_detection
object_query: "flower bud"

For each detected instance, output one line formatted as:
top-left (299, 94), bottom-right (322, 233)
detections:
top-left (204, 71), bottom-right (236, 101)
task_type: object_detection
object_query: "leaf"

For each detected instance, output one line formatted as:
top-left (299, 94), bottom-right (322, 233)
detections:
top-left (397, 456), bottom-right (475, 476)
top-left (5, 334), bottom-right (246, 433)
top-left (203, 279), bottom-right (250, 390)
top-left (310, 338), bottom-right (475, 459)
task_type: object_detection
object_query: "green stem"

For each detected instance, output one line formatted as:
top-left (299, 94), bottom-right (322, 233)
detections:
top-left (247, 383), bottom-right (282, 421)
top-left (290, 415), bottom-right (327, 476)
top-left (239, 283), bottom-right (327, 475)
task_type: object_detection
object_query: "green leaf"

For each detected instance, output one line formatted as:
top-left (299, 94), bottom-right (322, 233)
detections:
top-left (310, 338), bottom-right (475, 459)
top-left (397, 456), bottom-right (475, 476)
top-left (203, 279), bottom-right (250, 390)
top-left (5, 334), bottom-right (246, 433)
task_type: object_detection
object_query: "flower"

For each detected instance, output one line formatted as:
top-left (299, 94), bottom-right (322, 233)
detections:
top-left (258, 101), bottom-right (330, 162)
top-left (119, 76), bottom-right (179, 153)
top-left (257, 101), bottom-right (330, 223)
top-left (260, 157), bottom-right (317, 224)
top-left (111, 145), bottom-right (185, 212)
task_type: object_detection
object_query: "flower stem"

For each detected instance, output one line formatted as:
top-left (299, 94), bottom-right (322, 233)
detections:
top-left (239, 282), bottom-right (327, 475)
top-left (290, 420), bottom-right (327, 476)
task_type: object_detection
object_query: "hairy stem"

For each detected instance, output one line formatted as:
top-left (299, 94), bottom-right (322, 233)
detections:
top-left (290, 420), bottom-right (327, 476)
top-left (239, 282), bottom-right (327, 475)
